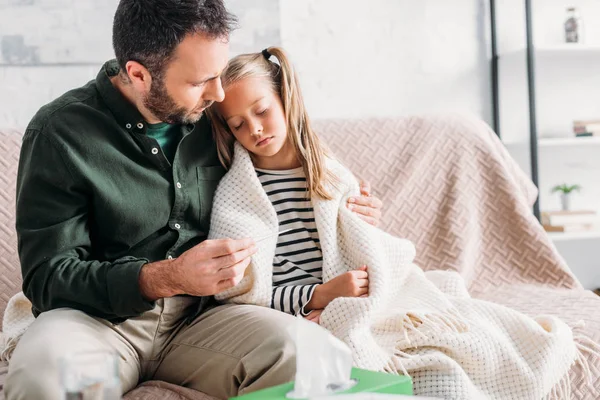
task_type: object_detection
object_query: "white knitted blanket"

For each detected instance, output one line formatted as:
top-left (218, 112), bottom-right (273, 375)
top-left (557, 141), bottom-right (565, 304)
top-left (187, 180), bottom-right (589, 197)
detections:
top-left (0, 292), bottom-right (34, 362)
top-left (208, 141), bottom-right (584, 399)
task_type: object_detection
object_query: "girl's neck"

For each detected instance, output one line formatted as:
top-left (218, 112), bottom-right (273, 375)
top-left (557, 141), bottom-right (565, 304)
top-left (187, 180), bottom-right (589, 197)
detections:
top-left (252, 154), bottom-right (302, 170)
top-left (251, 141), bottom-right (302, 170)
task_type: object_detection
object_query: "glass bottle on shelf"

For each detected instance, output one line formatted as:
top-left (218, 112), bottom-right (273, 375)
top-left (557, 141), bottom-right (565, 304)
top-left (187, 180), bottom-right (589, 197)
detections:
top-left (565, 7), bottom-right (584, 44)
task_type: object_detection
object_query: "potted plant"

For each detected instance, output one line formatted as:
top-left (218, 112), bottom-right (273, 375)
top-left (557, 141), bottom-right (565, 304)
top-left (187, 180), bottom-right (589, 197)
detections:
top-left (551, 183), bottom-right (581, 211)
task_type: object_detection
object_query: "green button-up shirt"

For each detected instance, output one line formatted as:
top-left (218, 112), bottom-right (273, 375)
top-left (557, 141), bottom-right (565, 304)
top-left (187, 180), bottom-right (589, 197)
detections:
top-left (16, 60), bottom-right (226, 323)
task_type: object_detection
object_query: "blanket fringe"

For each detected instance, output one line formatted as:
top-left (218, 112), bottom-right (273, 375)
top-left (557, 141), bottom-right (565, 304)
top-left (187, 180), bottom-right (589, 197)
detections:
top-left (544, 322), bottom-right (600, 400)
top-left (401, 309), bottom-right (469, 347)
top-left (385, 349), bottom-right (413, 377)
top-left (0, 332), bottom-right (18, 362)
top-left (387, 316), bottom-right (600, 400)
top-left (545, 373), bottom-right (570, 400)
top-left (383, 309), bottom-right (469, 379)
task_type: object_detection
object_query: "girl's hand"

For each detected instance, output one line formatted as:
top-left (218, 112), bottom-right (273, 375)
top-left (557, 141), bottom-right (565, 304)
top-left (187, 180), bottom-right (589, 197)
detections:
top-left (347, 181), bottom-right (383, 226)
top-left (305, 309), bottom-right (323, 324)
top-left (307, 266), bottom-right (369, 310)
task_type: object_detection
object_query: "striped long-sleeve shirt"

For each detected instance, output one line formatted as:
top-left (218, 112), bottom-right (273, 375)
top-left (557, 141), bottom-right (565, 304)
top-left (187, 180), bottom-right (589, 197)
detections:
top-left (256, 167), bottom-right (323, 316)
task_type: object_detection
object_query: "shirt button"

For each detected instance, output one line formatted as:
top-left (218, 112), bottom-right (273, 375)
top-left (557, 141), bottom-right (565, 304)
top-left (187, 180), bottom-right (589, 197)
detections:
top-left (167, 255), bottom-right (173, 260)
top-left (125, 123), bottom-right (132, 129)
top-left (176, 182), bottom-right (182, 189)
top-left (151, 147), bottom-right (159, 155)
top-left (137, 122), bottom-right (144, 129)
top-left (174, 223), bottom-right (181, 230)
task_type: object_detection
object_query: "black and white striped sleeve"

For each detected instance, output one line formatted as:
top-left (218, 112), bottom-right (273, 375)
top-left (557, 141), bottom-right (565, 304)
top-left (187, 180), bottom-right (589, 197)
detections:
top-left (271, 283), bottom-right (319, 316)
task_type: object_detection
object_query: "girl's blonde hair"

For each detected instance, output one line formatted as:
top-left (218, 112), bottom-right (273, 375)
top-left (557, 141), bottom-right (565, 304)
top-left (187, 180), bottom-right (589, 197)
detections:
top-left (207, 46), bottom-right (337, 200)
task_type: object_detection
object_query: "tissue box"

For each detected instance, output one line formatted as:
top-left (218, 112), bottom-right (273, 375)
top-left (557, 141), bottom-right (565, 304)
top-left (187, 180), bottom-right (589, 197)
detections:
top-left (230, 368), bottom-right (413, 399)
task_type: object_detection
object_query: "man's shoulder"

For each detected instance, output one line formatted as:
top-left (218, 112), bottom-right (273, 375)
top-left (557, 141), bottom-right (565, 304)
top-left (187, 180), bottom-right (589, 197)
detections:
top-left (26, 79), bottom-right (100, 135)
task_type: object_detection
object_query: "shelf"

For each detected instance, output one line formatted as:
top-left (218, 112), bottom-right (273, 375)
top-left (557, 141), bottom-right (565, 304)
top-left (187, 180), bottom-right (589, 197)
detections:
top-left (538, 136), bottom-right (600, 147)
top-left (502, 136), bottom-right (600, 147)
top-left (547, 230), bottom-right (600, 242)
top-left (536, 44), bottom-right (600, 53)
top-left (501, 45), bottom-right (600, 57)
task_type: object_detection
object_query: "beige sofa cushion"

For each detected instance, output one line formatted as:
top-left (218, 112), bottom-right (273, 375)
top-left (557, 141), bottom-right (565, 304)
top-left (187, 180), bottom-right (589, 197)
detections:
top-left (313, 116), bottom-right (580, 294)
top-left (0, 131), bottom-right (23, 330)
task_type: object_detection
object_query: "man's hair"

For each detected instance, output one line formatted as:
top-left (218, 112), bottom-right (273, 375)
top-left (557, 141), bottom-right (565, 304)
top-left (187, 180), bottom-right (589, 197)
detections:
top-left (113, 0), bottom-right (237, 77)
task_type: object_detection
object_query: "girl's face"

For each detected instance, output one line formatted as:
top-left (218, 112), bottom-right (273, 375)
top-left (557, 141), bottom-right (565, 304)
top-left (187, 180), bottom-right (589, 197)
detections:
top-left (217, 76), bottom-right (299, 170)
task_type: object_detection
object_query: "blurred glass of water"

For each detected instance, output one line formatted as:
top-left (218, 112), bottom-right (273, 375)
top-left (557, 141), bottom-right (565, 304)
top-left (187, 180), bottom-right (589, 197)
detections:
top-left (60, 350), bottom-right (121, 400)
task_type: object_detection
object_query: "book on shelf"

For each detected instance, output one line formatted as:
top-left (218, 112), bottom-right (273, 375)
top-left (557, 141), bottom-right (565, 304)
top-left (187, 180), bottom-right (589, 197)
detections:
top-left (541, 210), bottom-right (598, 227)
top-left (573, 119), bottom-right (600, 126)
top-left (572, 120), bottom-right (600, 136)
top-left (543, 224), bottom-right (594, 233)
top-left (575, 132), bottom-right (600, 137)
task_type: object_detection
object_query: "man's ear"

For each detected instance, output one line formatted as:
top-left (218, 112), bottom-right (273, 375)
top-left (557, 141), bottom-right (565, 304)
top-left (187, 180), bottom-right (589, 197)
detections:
top-left (125, 60), bottom-right (152, 93)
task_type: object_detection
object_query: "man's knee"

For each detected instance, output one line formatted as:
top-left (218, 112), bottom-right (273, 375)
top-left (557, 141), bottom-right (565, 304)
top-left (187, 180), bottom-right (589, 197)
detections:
top-left (258, 325), bottom-right (297, 373)
top-left (238, 308), bottom-right (297, 393)
top-left (5, 336), bottom-right (64, 400)
top-left (4, 308), bottom-right (132, 400)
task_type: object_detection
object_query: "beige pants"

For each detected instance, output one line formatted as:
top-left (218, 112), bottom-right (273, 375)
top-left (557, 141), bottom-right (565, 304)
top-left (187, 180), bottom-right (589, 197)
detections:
top-left (4, 297), bottom-right (297, 400)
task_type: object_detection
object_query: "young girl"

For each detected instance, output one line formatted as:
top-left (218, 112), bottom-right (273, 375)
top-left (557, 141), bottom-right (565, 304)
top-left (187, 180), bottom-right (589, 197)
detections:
top-left (207, 47), bottom-right (373, 321)
top-left (206, 47), bottom-right (591, 399)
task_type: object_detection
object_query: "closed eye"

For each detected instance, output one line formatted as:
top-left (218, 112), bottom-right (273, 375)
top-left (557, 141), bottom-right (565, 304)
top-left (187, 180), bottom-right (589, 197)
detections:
top-left (191, 75), bottom-right (218, 87)
top-left (233, 121), bottom-right (243, 130)
top-left (257, 108), bottom-right (268, 115)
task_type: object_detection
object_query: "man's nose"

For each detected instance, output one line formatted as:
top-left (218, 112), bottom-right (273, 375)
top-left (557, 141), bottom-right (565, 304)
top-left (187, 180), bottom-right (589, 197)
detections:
top-left (207, 78), bottom-right (225, 103)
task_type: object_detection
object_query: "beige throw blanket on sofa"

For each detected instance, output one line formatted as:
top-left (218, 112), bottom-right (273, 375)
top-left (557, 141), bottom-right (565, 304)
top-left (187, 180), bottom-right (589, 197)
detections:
top-left (208, 141), bottom-right (584, 399)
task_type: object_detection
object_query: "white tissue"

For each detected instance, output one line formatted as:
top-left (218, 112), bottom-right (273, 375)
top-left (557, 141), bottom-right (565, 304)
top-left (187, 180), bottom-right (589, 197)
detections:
top-left (287, 317), bottom-right (354, 399)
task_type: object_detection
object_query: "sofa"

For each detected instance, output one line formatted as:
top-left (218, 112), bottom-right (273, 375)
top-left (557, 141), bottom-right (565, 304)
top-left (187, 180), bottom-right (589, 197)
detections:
top-left (1, 115), bottom-right (599, 399)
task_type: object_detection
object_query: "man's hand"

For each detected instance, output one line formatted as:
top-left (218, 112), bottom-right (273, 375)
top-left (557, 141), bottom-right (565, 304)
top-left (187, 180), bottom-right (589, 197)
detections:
top-left (139, 238), bottom-right (257, 300)
top-left (306, 266), bottom-right (369, 310)
top-left (347, 181), bottom-right (383, 226)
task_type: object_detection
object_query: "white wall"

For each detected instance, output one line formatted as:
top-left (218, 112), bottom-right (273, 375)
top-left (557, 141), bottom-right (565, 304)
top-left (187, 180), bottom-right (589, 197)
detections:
top-left (280, 0), bottom-right (492, 122)
top-left (0, 0), bottom-right (280, 128)
top-left (0, 0), bottom-right (118, 128)
top-left (0, 0), bottom-right (492, 128)
top-left (497, 0), bottom-right (600, 53)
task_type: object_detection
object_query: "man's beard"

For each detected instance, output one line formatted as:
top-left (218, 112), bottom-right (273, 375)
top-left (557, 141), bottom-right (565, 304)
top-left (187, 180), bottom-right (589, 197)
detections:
top-left (144, 77), bottom-right (213, 125)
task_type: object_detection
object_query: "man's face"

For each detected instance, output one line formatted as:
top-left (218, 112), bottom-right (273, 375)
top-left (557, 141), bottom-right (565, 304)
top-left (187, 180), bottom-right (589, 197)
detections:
top-left (144, 33), bottom-right (229, 124)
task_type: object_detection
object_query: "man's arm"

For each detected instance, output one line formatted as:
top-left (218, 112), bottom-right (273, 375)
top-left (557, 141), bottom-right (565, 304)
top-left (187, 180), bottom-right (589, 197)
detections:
top-left (17, 129), bottom-right (257, 321)
top-left (138, 238), bottom-right (256, 301)
top-left (16, 129), bottom-right (155, 321)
